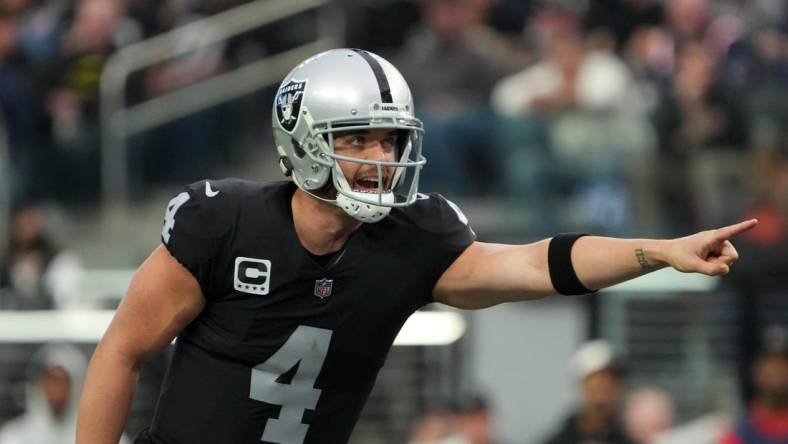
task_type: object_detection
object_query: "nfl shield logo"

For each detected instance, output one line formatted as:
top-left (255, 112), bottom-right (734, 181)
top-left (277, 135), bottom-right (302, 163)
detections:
top-left (314, 278), bottom-right (333, 299)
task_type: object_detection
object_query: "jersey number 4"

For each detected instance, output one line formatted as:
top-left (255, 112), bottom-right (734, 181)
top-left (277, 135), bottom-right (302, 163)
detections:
top-left (162, 191), bottom-right (190, 244)
top-left (249, 325), bottom-right (333, 444)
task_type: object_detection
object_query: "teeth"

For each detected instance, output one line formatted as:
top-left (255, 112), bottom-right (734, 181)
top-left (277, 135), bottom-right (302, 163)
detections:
top-left (353, 176), bottom-right (390, 193)
top-left (353, 187), bottom-right (391, 193)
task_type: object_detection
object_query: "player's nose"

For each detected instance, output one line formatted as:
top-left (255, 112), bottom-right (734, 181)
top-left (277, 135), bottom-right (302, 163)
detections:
top-left (365, 140), bottom-right (391, 162)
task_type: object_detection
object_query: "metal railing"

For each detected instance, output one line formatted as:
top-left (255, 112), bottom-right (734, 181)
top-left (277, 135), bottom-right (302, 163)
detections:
top-left (0, 115), bottom-right (9, 259)
top-left (100, 0), bottom-right (341, 207)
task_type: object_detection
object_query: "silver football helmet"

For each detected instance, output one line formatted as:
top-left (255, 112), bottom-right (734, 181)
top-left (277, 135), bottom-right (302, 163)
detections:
top-left (272, 48), bottom-right (425, 223)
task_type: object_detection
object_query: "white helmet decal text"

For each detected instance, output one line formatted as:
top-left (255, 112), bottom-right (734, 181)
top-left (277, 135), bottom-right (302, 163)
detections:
top-left (275, 79), bottom-right (307, 132)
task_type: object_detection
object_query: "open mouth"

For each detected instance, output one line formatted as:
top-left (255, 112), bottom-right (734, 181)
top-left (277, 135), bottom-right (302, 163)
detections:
top-left (353, 176), bottom-right (391, 193)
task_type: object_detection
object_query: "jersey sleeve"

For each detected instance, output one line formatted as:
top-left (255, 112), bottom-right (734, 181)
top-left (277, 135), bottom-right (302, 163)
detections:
top-left (160, 180), bottom-right (235, 297)
top-left (406, 194), bottom-right (476, 306)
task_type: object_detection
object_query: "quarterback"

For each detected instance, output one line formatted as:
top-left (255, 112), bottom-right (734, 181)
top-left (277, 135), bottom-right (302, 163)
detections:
top-left (77, 49), bottom-right (755, 444)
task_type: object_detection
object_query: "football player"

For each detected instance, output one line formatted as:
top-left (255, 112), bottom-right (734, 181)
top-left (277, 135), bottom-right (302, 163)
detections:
top-left (77, 49), bottom-right (755, 444)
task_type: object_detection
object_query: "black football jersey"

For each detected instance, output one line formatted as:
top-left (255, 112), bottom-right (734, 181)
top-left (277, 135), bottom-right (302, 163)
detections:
top-left (136, 179), bottom-right (475, 444)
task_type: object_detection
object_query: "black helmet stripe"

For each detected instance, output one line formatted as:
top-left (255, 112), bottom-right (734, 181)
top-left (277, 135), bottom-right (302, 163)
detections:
top-left (352, 49), bottom-right (393, 103)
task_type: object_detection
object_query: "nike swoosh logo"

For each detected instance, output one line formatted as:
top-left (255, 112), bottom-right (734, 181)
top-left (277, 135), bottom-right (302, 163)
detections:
top-left (205, 181), bottom-right (220, 197)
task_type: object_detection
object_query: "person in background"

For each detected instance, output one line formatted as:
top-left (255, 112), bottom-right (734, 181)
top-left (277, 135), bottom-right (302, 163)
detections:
top-left (454, 394), bottom-right (506, 444)
top-left (0, 204), bottom-right (60, 309)
top-left (624, 388), bottom-right (675, 444)
top-left (47, 0), bottom-right (140, 202)
top-left (395, 0), bottom-right (523, 196)
top-left (0, 344), bottom-right (128, 444)
top-left (720, 325), bottom-right (788, 444)
top-left (542, 340), bottom-right (635, 444)
top-left (0, 203), bottom-right (83, 309)
top-left (408, 403), bottom-right (467, 444)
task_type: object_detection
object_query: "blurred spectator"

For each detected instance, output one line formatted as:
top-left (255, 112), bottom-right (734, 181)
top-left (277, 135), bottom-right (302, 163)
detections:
top-left (47, 0), bottom-right (140, 202)
top-left (715, 0), bottom-right (787, 34)
top-left (133, 9), bottom-right (227, 190)
top-left (400, 0), bottom-right (520, 112)
top-left (342, 0), bottom-right (420, 53)
top-left (624, 25), bottom-right (675, 89)
top-left (0, 15), bottom-right (38, 203)
top-left (653, 415), bottom-right (728, 444)
top-left (0, 204), bottom-right (82, 310)
top-left (652, 39), bottom-right (749, 233)
top-left (584, 0), bottom-right (665, 51)
top-left (653, 40), bottom-right (748, 156)
top-left (623, 388), bottom-right (675, 444)
top-left (664, 0), bottom-right (711, 44)
top-left (0, 344), bottom-right (125, 444)
top-left (723, 26), bottom-right (788, 133)
top-left (719, 325), bottom-right (788, 444)
top-left (485, 0), bottom-right (532, 38)
top-left (17, 0), bottom-right (65, 75)
top-left (542, 340), bottom-right (634, 444)
top-left (0, 0), bottom-right (32, 16)
top-left (396, 0), bottom-right (524, 197)
top-left (729, 129), bottom-right (788, 283)
top-left (408, 405), bottom-right (467, 444)
top-left (492, 8), bottom-right (655, 234)
top-left (453, 394), bottom-right (506, 444)
top-left (492, 10), bottom-right (584, 117)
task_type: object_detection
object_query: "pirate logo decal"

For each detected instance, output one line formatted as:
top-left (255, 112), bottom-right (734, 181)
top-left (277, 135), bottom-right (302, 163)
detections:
top-left (275, 79), bottom-right (306, 132)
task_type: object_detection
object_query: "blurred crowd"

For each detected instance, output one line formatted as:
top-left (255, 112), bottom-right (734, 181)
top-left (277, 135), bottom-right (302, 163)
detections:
top-left (0, 0), bottom-right (263, 207)
top-left (384, 0), bottom-right (788, 240)
top-left (0, 0), bottom-right (786, 443)
top-left (0, 335), bottom-right (783, 443)
top-left (407, 335), bottom-right (788, 444)
top-left (0, 0), bottom-right (784, 235)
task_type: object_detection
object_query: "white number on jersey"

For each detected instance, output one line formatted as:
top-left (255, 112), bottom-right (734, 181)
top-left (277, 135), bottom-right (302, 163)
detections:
top-left (161, 192), bottom-right (190, 244)
top-left (249, 325), bottom-right (333, 444)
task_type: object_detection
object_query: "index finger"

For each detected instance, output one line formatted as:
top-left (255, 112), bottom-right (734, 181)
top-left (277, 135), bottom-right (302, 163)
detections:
top-left (714, 219), bottom-right (758, 240)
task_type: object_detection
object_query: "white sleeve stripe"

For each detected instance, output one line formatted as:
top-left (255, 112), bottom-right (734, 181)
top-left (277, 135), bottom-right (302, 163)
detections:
top-left (444, 198), bottom-right (469, 226)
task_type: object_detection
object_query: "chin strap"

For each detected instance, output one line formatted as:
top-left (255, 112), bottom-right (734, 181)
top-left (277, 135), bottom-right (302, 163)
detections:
top-left (336, 191), bottom-right (393, 223)
top-left (297, 182), bottom-right (392, 223)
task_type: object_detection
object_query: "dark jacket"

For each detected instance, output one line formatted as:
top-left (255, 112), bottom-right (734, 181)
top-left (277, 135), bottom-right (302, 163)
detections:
top-left (542, 414), bottom-right (635, 444)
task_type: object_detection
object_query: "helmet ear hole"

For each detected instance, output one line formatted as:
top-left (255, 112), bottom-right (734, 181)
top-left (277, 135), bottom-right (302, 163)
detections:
top-left (291, 139), bottom-right (306, 158)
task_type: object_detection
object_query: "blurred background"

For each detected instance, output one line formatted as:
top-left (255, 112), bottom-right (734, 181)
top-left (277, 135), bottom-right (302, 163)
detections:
top-left (0, 0), bottom-right (786, 443)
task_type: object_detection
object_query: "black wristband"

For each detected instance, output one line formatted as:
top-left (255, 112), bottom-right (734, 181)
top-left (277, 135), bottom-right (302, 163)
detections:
top-left (548, 233), bottom-right (596, 295)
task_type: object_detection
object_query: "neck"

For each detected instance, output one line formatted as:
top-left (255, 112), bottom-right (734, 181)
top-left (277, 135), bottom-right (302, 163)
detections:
top-left (291, 188), bottom-right (361, 255)
top-left (577, 408), bottom-right (614, 437)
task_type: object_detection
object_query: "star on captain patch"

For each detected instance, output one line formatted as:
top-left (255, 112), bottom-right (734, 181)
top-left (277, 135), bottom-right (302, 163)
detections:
top-left (314, 278), bottom-right (333, 300)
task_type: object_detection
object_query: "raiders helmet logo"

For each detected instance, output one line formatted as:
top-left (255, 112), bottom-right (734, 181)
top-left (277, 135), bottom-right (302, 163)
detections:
top-left (275, 79), bottom-right (307, 132)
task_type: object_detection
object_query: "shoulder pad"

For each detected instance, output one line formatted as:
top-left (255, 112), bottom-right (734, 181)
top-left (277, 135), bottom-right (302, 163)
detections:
top-left (161, 179), bottom-right (241, 254)
top-left (398, 193), bottom-right (472, 234)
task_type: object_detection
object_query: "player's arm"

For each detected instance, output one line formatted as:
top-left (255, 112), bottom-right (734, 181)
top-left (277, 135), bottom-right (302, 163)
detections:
top-left (77, 245), bottom-right (205, 444)
top-left (433, 220), bottom-right (757, 309)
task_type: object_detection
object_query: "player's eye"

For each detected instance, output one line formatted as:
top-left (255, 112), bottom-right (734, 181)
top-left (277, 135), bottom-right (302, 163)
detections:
top-left (347, 135), bottom-right (365, 146)
top-left (381, 137), bottom-right (397, 149)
